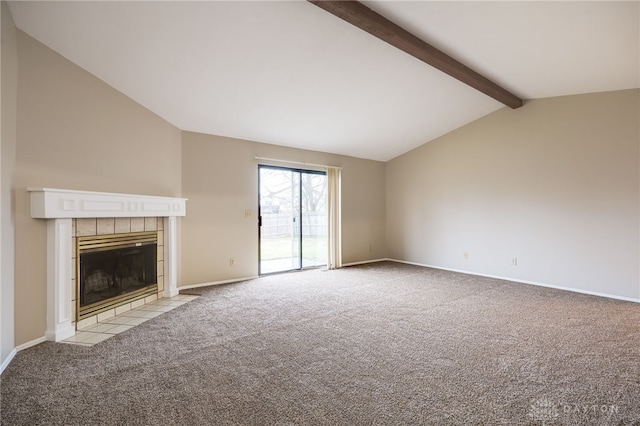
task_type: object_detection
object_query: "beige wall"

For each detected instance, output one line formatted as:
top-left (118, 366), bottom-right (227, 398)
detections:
top-left (1, 0), bottom-right (18, 366)
top-left (14, 32), bottom-right (182, 345)
top-left (180, 132), bottom-right (386, 286)
top-left (387, 89), bottom-right (640, 299)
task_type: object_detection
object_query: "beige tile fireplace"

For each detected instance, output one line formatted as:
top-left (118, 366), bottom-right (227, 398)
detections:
top-left (28, 188), bottom-right (187, 342)
top-left (72, 217), bottom-right (164, 328)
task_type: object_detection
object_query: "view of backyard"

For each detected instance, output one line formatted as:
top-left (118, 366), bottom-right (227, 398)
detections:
top-left (260, 236), bottom-right (327, 262)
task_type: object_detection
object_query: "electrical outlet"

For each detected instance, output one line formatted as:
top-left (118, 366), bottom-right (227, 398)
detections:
top-left (368, 244), bottom-right (372, 252)
top-left (511, 257), bottom-right (518, 266)
top-left (463, 252), bottom-right (469, 259)
top-left (229, 258), bottom-right (236, 267)
top-left (244, 210), bottom-right (253, 218)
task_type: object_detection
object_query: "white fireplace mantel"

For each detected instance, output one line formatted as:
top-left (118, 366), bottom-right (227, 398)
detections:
top-left (27, 188), bottom-right (187, 342)
top-left (27, 187), bottom-right (187, 219)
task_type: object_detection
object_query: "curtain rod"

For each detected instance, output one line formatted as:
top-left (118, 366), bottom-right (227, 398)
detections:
top-left (254, 156), bottom-right (342, 170)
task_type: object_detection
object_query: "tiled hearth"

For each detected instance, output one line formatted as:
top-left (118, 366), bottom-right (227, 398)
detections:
top-left (64, 294), bottom-right (198, 346)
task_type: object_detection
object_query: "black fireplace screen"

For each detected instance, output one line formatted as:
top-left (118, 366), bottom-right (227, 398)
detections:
top-left (78, 232), bottom-right (158, 317)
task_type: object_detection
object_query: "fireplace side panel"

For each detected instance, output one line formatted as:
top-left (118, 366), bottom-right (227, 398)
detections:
top-left (71, 220), bottom-right (77, 328)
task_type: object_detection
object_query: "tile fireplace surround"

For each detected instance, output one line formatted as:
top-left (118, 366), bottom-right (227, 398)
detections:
top-left (28, 188), bottom-right (187, 342)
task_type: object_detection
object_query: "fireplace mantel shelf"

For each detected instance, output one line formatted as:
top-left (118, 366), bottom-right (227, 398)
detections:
top-left (27, 187), bottom-right (187, 219)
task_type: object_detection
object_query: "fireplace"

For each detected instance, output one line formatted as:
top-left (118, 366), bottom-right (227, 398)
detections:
top-left (28, 187), bottom-right (187, 342)
top-left (77, 232), bottom-right (158, 320)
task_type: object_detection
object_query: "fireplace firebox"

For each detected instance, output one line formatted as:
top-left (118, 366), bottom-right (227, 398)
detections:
top-left (77, 231), bottom-right (158, 320)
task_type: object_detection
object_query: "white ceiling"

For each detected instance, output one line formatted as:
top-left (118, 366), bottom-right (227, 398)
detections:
top-left (8, 1), bottom-right (640, 162)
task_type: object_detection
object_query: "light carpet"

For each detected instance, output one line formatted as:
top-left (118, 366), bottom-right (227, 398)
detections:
top-left (1, 262), bottom-right (638, 425)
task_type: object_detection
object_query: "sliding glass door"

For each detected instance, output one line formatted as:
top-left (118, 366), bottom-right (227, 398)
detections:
top-left (259, 165), bottom-right (327, 275)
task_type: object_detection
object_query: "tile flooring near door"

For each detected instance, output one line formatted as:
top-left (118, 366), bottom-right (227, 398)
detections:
top-left (63, 294), bottom-right (198, 347)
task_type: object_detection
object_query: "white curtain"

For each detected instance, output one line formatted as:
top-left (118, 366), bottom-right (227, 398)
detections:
top-left (327, 166), bottom-right (342, 269)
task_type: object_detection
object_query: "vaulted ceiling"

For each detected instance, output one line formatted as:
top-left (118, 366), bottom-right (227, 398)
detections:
top-left (8, 1), bottom-right (639, 161)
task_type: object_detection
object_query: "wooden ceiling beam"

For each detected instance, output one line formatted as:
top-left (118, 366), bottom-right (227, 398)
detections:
top-left (308, 0), bottom-right (523, 109)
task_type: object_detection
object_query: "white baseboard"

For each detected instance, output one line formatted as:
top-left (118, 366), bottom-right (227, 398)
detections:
top-left (1, 336), bottom-right (50, 374)
top-left (342, 258), bottom-right (389, 267)
top-left (178, 276), bottom-right (259, 291)
top-left (388, 259), bottom-right (640, 304)
top-left (0, 348), bottom-right (17, 375)
top-left (16, 336), bottom-right (47, 352)
top-left (179, 260), bottom-right (639, 304)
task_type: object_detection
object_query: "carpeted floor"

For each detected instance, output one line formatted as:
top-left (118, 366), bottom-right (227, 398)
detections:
top-left (1, 261), bottom-right (639, 425)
